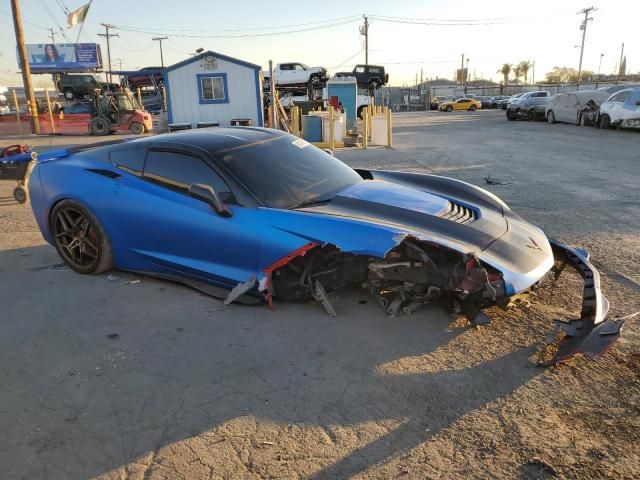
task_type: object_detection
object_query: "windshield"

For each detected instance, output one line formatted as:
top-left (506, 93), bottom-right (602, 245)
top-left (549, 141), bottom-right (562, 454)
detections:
top-left (216, 135), bottom-right (363, 209)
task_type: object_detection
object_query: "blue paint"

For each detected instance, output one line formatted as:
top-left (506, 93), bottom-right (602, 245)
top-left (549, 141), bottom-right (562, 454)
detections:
top-left (254, 69), bottom-right (264, 127)
top-left (196, 73), bottom-right (230, 105)
top-left (301, 115), bottom-right (322, 142)
top-left (327, 79), bottom-right (357, 129)
top-left (164, 72), bottom-right (173, 124)
top-left (164, 50), bottom-right (261, 73)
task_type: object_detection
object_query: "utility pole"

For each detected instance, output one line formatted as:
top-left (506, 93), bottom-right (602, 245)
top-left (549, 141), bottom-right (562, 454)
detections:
top-left (598, 53), bottom-right (604, 77)
top-left (10, 0), bottom-right (39, 134)
top-left (576, 6), bottom-right (596, 90)
top-left (48, 27), bottom-right (56, 43)
top-left (360, 16), bottom-right (369, 65)
top-left (616, 43), bottom-right (624, 84)
top-left (152, 36), bottom-right (168, 68)
top-left (532, 61), bottom-right (536, 85)
top-left (460, 53), bottom-right (464, 87)
top-left (98, 23), bottom-right (119, 83)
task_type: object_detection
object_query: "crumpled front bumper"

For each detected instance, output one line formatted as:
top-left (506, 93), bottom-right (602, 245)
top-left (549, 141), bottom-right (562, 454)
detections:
top-left (541, 240), bottom-right (625, 365)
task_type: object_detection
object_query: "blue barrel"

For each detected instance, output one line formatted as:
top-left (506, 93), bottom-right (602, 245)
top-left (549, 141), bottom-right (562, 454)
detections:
top-left (302, 115), bottom-right (322, 142)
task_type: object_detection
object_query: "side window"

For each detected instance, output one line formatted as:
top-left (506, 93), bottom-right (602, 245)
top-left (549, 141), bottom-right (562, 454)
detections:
top-left (293, 64), bottom-right (304, 70)
top-left (280, 64), bottom-right (291, 71)
top-left (617, 91), bottom-right (631, 103)
top-left (355, 66), bottom-right (365, 73)
top-left (143, 150), bottom-right (232, 200)
top-left (110, 148), bottom-right (146, 177)
top-left (610, 92), bottom-right (627, 102)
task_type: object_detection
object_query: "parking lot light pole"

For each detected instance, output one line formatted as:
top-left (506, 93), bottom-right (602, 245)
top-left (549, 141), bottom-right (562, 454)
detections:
top-left (598, 53), bottom-right (604, 78)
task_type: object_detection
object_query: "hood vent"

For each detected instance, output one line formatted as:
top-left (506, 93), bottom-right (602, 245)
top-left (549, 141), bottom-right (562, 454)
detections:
top-left (438, 201), bottom-right (477, 224)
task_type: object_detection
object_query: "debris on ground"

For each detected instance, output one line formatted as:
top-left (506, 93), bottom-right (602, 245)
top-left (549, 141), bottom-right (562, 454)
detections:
top-left (125, 279), bottom-right (141, 285)
top-left (224, 277), bottom-right (257, 305)
top-left (107, 333), bottom-right (119, 340)
top-left (484, 175), bottom-right (510, 185)
top-left (107, 274), bottom-right (120, 281)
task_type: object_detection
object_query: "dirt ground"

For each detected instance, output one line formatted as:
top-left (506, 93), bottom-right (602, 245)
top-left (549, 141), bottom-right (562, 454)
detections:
top-left (1, 111), bottom-right (638, 480)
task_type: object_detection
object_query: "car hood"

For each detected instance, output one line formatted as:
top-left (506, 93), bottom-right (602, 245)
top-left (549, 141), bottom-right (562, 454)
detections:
top-left (297, 179), bottom-right (508, 253)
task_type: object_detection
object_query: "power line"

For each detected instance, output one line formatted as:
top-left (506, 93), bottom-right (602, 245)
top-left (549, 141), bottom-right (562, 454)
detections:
top-left (152, 36), bottom-right (168, 67)
top-left (97, 23), bottom-right (119, 83)
top-left (36, 0), bottom-right (69, 40)
top-left (576, 6), bottom-right (596, 90)
top-left (109, 17), bottom-right (359, 38)
top-left (112, 15), bottom-right (360, 34)
top-left (330, 48), bottom-right (364, 71)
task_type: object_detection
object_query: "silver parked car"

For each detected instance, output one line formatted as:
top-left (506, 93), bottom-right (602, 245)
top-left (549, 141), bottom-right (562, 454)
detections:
top-left (506, 91), bottom-right (551, 120)
top-left (545, 90), bottom-right (610, 126)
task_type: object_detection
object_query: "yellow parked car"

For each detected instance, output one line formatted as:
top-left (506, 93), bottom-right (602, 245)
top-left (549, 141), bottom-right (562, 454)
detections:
top-left (438, 97), bottom-right (482, 112)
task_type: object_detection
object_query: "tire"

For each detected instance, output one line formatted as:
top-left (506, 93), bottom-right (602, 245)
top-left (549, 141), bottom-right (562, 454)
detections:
top-left (50, 199), bottom-right (114, 274)
top-left (90, 116), bottom-right (111, 136)
top-left (506, 109), bottom-right (515, 120)
top-left (357, 105), bottom-right (365, 119)
top-left (129, 121), bottom-right (144, 135)
top-left (599, 114), bottom-right (611, 129)
top-left (369, 80), bottom-right (380, 92)
top-left (308, 74), bottom-right (321, 88)
top-left (263, 78), bottom-right (271, 90)
top-left (547, 110), bottom-right (556, 124)
top-left (579, 114), bottom-right (587, 127)
top-left (446, 105), bottom-right (453, 112)
top-left (528, 109), bottom-right (536, 121)
top-left (469, 104), bottom-right (477, 111)
top-left (64, 89), bottom-right (75, 100)
top-left (13, 186), bottom-right (28, 204)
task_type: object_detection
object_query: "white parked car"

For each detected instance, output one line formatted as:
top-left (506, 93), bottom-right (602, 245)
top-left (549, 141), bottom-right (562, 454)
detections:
top-left (597, 88), bottom-right (640, 129)
top-left (263, 62), bottom-right (328, 89)
top-left (545, 90), bottom-right (610, 126)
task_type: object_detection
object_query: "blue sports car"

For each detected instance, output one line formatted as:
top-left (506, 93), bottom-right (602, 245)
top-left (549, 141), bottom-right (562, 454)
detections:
top-left (27, 128), bottom-right (623, 364)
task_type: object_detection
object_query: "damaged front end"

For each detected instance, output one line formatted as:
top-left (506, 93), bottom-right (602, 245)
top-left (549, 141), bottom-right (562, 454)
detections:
top-left (265, 237), bottom-right (506, 324)
top-left (538, 241), bottom-right (626, 365)
top-left (253, 238), bottom-right (625, 366)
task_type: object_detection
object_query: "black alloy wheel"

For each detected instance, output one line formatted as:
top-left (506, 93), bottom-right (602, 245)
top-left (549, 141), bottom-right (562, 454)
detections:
top-left (51, 201), bottom-right (112, 274)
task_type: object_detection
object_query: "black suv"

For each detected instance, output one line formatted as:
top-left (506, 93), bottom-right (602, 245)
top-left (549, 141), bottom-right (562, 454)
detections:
top-left (56, 75), bottom-right (119, 100)
top-left (336, 64), bottom-right (388, 90)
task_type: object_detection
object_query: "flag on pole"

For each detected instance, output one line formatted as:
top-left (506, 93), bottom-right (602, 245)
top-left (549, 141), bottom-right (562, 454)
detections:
top-left (67, 2), bottom-right (91, 28)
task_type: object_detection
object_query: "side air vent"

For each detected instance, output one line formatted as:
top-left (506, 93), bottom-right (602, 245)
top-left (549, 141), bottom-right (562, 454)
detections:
top-left (86, 168), bottom-right (122, 179)
top-left (438, 201), bottom-right (477, 224)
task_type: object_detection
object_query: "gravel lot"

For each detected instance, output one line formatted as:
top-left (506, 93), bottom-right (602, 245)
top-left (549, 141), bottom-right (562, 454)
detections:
top-left (1, 111), bottom-right (639, 479)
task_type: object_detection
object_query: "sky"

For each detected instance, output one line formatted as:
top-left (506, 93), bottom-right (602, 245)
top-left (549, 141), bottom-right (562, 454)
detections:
top-left (0, 0), bottom-right (637, 88)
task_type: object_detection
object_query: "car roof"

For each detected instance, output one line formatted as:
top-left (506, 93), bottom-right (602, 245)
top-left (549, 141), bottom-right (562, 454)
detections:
top-left (131, 127), bottom-right (286, 154)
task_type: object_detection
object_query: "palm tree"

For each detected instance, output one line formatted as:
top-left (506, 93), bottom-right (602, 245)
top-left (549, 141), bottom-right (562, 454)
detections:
top-left (513, 65), bottom-right (524, 83)
top-left (497, 64), bottom-right (512, 85)
top-left (517, 61), bottom-right (532, 83)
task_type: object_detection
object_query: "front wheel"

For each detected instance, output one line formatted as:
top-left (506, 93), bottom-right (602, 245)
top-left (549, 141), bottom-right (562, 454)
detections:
top-left (469, 104), bottom-right (477, 111)
top-left (308, 74), bottom-right (321, 88)
top-left (446, 105), bottom-right (453, 112)
top-left (599, 114), bottom-right (611, 129)
top-left (129, 121), bottom-right (145, 135)
top-left (528, 109), bottom-right (536, 121)
top-left (64, 89), bottom-right (75, 100)
top-left (50, 200), bottom-right (114, 274)
top-left (547, 110), bottom-right (556, 124)
top-left (506, 110), bottom-right (515, 120)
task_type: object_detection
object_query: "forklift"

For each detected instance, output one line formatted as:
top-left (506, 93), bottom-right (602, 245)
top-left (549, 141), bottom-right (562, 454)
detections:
top-left (88, 88), bottom-right (153, 136)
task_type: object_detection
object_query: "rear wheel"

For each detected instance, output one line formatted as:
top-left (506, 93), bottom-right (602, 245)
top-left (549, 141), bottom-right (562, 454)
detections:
top-left (528, 109), bottom-right (536, 121)
top-left (13, 186), bottom-right (28, 204)
top-left (446, 105), bottom-right (453, 112)
top-left (50, 200), bottom-right (113, 274)
top-left (90, 116), bottom-right (110, 136)
top-left (129, 121), bottom-right (145, 135)
top-left (547, 110), bottom-right (556, 124)
top-left (599, 114), bottom-right (610, 129)
top-left (469, 104), bottom-right (477, 111)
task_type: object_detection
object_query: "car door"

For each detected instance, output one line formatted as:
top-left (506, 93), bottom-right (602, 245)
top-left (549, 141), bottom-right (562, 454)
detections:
top-left (606, 91), bottom-right (629, 121)
top-left (454, 99), bottom-right (468, 110)
top-left (289, 63), bottom-right (307, 84)
top-left (563, 93), bottom-right (579, 123)
top-left (277, 63), bottom-right (293, 85)
top-left (621, 91), bottom-right (640, 120)
top-left (106, 144), bottom-right (262, 289)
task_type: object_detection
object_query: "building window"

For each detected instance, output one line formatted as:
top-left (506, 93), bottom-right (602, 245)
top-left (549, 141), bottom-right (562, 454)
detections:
top-left (197, 73), bottom-right (229, 104)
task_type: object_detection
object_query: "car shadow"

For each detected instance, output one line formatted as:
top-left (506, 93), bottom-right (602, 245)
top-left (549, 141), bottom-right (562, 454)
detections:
top-left (0, 245), bottom-right (543, 479)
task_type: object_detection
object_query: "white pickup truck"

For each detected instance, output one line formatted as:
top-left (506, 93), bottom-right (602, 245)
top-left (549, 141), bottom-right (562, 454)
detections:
top-left (263, 62), bottom-right (328, 89)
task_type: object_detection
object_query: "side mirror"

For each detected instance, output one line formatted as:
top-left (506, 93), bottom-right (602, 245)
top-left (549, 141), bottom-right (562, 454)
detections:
top-left (189, 183), bottom-right (232, 217)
